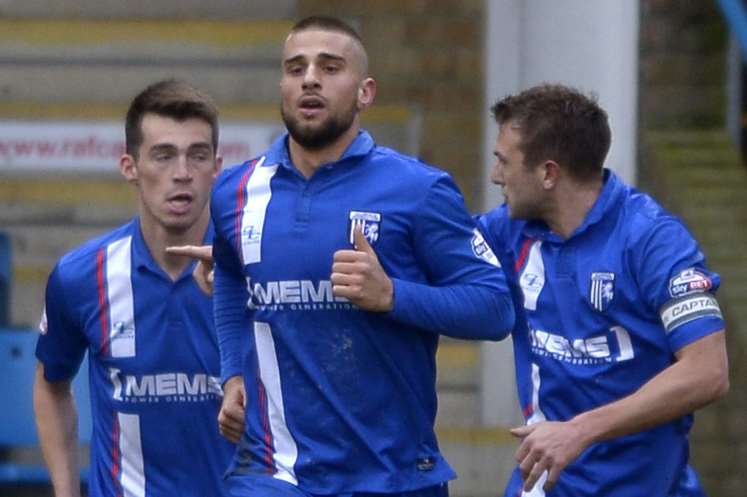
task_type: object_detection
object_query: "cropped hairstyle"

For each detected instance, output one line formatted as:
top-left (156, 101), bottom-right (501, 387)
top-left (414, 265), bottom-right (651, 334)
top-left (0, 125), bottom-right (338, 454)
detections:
top-left (290, 15), bottom-right (362, 43)
top-left (125, 79), bottom-right (219, 158)
top-left (491, 84), bottom-right (611, 181)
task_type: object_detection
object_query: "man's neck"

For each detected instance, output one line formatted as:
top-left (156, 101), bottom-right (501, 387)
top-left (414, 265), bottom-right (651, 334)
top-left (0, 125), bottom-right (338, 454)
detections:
top-left (139, 209), bottom-right (211, 281)
top-left (288, 124), bottom-right (360, 179)
top-left (545, 176), bottom-right (604, 240)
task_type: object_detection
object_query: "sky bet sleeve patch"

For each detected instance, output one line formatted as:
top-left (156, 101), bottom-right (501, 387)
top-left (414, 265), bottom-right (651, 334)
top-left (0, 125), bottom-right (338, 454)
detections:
top-left (668, 268), bottom-right (713, 298)
top-left (471, 228), bottom-right (501, 267)
top-left (660, 293), bottom-right (722, 333)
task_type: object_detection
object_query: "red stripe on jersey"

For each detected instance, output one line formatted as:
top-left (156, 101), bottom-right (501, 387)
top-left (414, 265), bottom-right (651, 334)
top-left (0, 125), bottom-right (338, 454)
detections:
top-left (514, 238), bottom-right (534, 273)
top-left (256, 376), bottom-right (276, 474)
top-left (96, 248), bottom-right (110, 356)
top-left (234, 159), bottom-right (259, 258)
top-left (522, 404), bottom-right (534, 419)
top-left (111, 415), bottom-right (122, 497)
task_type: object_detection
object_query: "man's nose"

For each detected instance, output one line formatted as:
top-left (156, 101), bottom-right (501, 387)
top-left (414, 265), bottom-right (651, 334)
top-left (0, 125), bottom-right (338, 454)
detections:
top-left (173, 155), bottom-right (193, 181)
top-left (302, 65), bottom-right (321, 90)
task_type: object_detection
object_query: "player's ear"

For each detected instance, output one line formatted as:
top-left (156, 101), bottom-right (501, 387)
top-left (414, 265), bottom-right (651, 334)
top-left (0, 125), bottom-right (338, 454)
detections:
top-left (213, 154), bottom-right (223, 179)
top-left (542, 160), bottom-right (560, 190)
top-left (120, 154), bottom-right (139, 184)
top-left (357, 78), bottom-right (376, 110)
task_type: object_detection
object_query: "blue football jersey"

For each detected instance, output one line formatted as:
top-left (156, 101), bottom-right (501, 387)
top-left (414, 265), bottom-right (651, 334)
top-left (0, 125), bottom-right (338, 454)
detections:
top-left (478, 170), bottom-right (724, 497)
top-left (36, 218), bottom-right (234, 497)
top-left (210, 130), bottom-right (515, 494)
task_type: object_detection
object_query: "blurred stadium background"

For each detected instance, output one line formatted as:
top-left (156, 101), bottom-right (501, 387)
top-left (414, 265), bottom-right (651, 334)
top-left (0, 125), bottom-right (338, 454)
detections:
top-left (0, 1), bottom-right (745, 496)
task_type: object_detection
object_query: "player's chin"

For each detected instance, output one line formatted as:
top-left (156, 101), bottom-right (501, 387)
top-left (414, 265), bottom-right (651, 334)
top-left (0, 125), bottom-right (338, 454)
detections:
top-left (160, 214), bottom-right (198, 233)
top-left (506, 203), bottom-right (530, 220)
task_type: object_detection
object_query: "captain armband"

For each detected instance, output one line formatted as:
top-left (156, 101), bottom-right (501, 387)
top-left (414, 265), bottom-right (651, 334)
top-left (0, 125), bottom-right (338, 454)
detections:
top-left (660, 293), bottom-right (723, 334)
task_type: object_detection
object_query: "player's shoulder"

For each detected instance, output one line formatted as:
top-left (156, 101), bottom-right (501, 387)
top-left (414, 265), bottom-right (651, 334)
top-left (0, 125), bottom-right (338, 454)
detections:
top-left (213, 158), bottom-right (263, 195)
top-left (54, 220), bottom-right (136, 284)
top-left (368, 145), bottom-right (460, 202)
top-left (372, 145), bottom-right (452, 181)
top-left (617, 182), bottom-right (688, 244)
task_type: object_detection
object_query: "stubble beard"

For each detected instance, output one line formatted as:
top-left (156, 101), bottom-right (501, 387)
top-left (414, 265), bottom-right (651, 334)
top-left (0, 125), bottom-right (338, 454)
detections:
top-left (281, 100), bottom-right (358, 150)
top-left (507, 195), bottom-right (546, 221)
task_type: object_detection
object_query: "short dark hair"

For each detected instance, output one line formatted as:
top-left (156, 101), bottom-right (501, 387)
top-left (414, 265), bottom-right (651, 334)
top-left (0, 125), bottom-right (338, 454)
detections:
top-left (290, 15), bottom-right (362, 44)
top-left (491, 84), bottom-right (611, 182)
top-left (125, 79), bottom-right (219, 158)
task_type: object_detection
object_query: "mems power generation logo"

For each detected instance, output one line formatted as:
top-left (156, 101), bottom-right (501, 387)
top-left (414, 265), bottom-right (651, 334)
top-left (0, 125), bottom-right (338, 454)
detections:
top-left (109, 368), bottom-right (222, 403)
top-left (247, 279), bottom-right (354, 311)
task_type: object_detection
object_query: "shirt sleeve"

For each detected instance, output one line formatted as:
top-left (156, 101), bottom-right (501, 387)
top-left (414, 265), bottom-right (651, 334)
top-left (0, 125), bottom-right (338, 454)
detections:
top-left (475, 208), bottom-right (511, 262)
top-left (388, 175), bottom-right (515, 340)
top-left (212, 227), bottom-right (250, 384)
top-left (35, 264), bottom-right (87, 382)
top-left (632, 217), bottom-right (725, 351)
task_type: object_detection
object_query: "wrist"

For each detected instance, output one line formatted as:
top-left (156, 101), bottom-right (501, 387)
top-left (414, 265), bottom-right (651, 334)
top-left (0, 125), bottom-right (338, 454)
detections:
top-left (223, 375), bottom-right (243, 391)
top-left (569, 412), bottom-right (599, 448)
top-left (382, 277), bottom-right (394, 311)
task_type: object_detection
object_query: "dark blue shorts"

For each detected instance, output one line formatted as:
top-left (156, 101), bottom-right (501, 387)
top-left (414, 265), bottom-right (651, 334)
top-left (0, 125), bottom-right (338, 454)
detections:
top-left (225, 474), bottom-right (449, 497)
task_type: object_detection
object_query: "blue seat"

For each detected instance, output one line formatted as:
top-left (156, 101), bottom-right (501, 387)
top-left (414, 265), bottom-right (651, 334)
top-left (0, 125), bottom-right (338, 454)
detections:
top-left (0, 328), bottom-right (91, 485)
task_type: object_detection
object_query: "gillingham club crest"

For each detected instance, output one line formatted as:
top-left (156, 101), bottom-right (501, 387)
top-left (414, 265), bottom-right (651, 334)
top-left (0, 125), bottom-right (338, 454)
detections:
top-left (590, 272), bottom-right (615, 312)
top-left (349, 211), bottom-right (381, 245)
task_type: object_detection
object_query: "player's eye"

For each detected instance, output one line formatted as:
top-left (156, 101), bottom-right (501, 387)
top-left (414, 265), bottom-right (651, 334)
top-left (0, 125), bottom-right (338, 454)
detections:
top-left (189, 152), bottom-right (210, 163)
top-left (154, 153), bottom-right (174, 162)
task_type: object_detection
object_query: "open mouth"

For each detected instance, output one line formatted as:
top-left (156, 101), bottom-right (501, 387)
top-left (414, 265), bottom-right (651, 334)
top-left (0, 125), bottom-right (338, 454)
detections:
top-left (167, 192), bottom-right (194, 213)
top-left (299, 96), bottom-right (325, 115)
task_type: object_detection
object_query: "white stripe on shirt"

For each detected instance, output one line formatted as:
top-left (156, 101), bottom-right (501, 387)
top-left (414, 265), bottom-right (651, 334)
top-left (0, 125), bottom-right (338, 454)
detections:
top-left (254, 321), bottom-right (299, 485)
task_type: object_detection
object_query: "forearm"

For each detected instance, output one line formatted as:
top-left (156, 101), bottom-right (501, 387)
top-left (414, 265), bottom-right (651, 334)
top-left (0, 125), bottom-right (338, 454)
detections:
top-left (213, 262), bottom-right (250, 383)
top-left (388, 278), bottom-right (515, 340)
top-left (33, 364), bottom-right (80, 497)
top-left (572, 331), bottom-right (729, 446)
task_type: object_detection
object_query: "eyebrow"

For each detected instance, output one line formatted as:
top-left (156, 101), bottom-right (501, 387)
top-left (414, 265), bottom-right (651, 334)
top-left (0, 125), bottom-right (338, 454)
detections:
top-left (149, 144), bottom-right (178, 154)
top-left (188, 142), bottom-right (213, 151)
top-left (284, 52), bottom-right (347, 66)
top-left (317, 52), bottom-right (346, 63)
top-left (149, 142), bottom-right (213, 154)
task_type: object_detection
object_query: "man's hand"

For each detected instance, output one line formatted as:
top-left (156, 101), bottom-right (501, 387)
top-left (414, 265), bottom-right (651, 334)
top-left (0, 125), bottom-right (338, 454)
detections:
top-left (218, 376), bottom-right (246, 444)
top-left (331, 228), bottom-right (393, 312)
top-left (511, 420), bottom-right (589, 492)
top-left (165, 245), bottom-right (214, 295)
